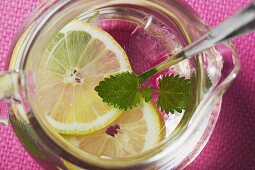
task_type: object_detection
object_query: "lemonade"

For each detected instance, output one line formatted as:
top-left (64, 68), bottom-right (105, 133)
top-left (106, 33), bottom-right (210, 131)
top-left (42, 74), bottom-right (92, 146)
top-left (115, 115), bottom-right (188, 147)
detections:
top-left (31, 8), bottom-right (191, 160)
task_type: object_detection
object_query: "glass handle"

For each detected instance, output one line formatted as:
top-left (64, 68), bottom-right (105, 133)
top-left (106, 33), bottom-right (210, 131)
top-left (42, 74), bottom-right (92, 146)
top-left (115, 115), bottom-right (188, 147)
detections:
top-left (0, 72), bottom-right (25, 125)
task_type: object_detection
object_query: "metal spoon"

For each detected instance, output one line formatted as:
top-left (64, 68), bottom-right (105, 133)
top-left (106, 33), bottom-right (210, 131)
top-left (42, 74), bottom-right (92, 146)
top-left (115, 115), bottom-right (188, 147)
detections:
top-left (139, 2), bottom-right (255, 81)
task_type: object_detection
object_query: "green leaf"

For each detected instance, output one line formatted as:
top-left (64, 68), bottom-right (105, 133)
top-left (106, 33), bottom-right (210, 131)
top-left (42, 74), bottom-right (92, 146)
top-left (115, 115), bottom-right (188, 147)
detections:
top-left (158, 74), bottom-right (191, 114)
top-left (95, 72), bottom-right (140, 110)
top-left (141, 87), bottom-right (154, 102)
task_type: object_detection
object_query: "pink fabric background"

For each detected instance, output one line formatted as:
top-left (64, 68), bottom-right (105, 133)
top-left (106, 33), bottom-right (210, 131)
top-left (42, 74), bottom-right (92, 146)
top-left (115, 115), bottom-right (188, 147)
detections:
top-left (0, 0), bottom-right (254, 169)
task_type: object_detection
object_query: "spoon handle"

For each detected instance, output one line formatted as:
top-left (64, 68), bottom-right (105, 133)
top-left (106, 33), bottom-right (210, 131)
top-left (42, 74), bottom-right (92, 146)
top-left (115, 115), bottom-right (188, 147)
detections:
top-left (184, 2), bottom-right (255, 57)
top-left (139, 2), bottom-right (255, 81)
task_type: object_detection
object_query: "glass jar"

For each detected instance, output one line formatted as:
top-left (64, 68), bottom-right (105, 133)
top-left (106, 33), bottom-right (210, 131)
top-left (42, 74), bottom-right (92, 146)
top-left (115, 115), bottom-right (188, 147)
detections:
top-left (0, 0), bottom-right (240, 169)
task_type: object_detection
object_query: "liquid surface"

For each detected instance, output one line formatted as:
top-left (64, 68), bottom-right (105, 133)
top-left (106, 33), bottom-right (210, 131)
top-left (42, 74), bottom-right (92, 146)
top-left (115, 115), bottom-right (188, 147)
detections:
top-left (33, 9), bottom-right (194, 159)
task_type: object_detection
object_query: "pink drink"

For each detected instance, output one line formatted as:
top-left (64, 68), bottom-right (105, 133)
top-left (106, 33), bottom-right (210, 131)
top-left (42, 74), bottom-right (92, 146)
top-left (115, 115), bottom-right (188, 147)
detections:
top-left (91, 12), bottom-right (189, 137)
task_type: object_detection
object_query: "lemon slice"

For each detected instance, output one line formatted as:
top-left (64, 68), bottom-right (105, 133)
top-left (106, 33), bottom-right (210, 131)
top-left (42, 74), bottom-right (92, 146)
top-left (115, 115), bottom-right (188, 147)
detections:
top-left (63, 101), bottom-right (165, 158)
top-left (35, 20), bottom-right (131, 134)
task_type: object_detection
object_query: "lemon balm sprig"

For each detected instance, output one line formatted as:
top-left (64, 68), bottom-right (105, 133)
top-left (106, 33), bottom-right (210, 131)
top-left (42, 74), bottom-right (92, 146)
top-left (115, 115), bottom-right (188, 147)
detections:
top-left (94, 49), bottom-right (192, 114)
top-left (95, 71), bottom-right (191, 114)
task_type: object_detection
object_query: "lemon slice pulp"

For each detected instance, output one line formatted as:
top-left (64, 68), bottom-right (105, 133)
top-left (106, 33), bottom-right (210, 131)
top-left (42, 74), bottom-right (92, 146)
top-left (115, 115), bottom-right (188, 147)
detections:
top-left (35, 20), bottom-right (131, 135)
top-left (64, 101), bottom-right (165, 158)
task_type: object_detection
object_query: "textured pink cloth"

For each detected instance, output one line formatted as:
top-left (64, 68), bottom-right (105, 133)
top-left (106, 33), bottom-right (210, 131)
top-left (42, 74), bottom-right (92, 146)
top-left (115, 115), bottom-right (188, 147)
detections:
top-left (0, 0), bottom-right (254, 169)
